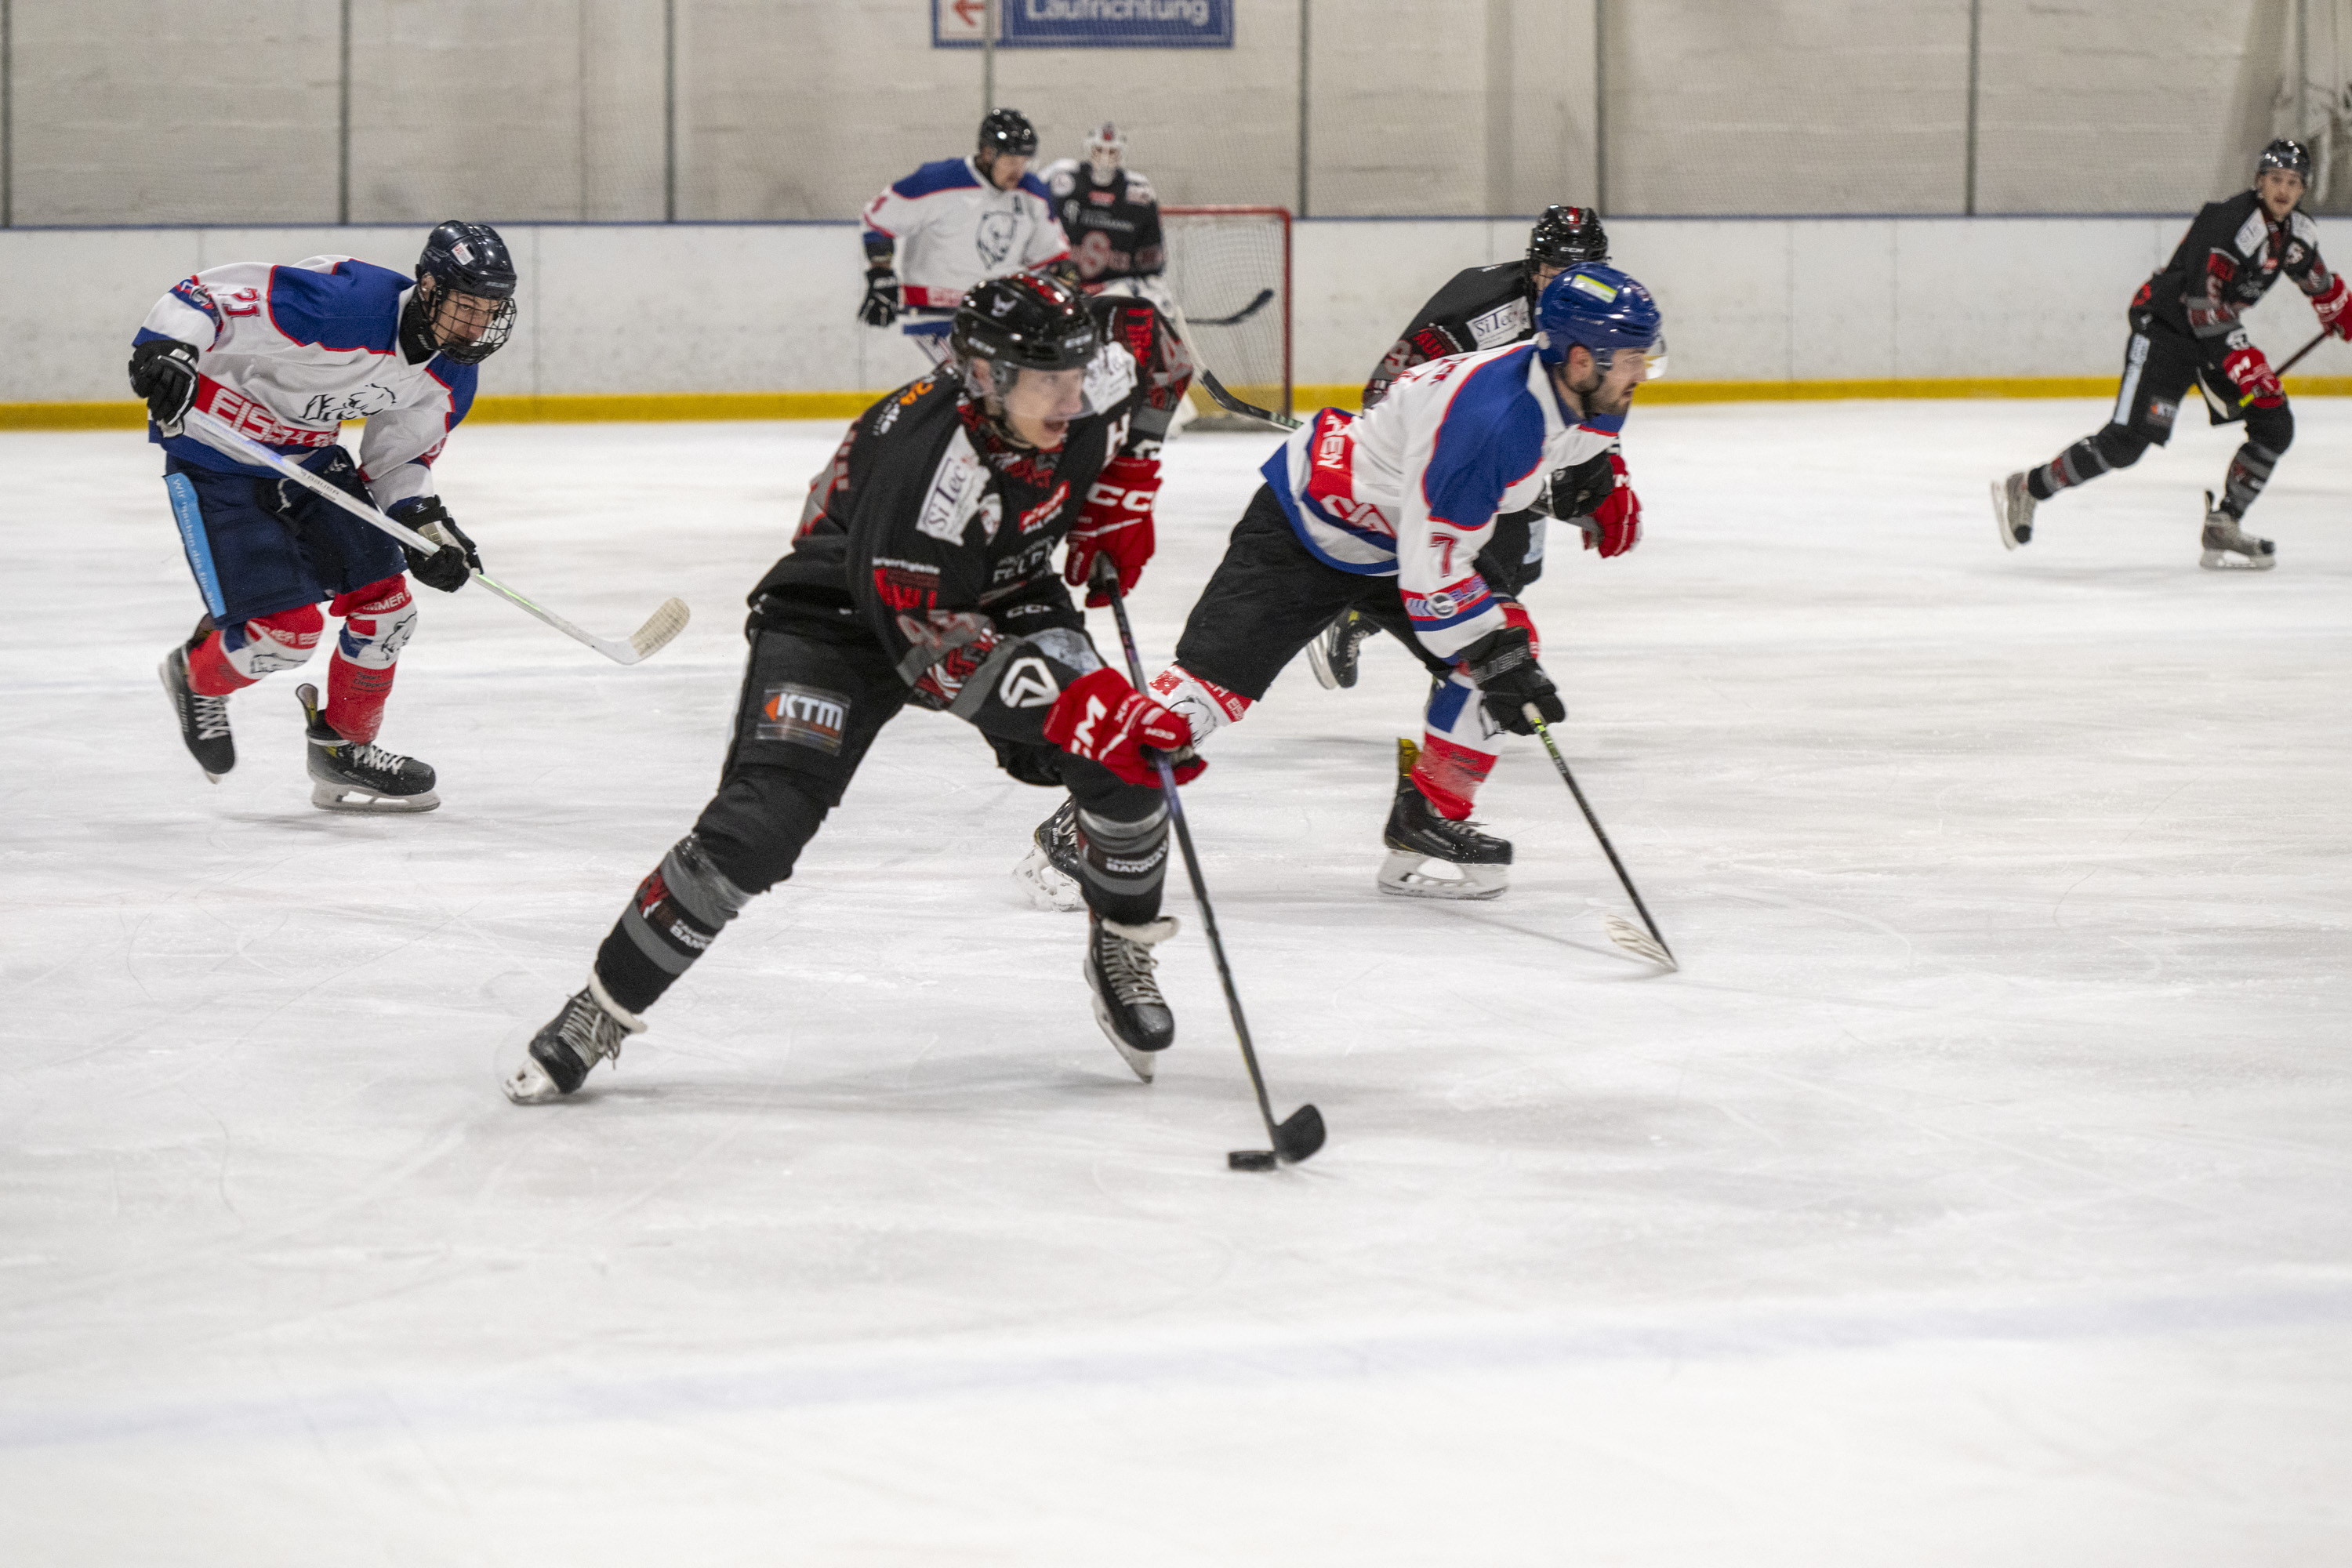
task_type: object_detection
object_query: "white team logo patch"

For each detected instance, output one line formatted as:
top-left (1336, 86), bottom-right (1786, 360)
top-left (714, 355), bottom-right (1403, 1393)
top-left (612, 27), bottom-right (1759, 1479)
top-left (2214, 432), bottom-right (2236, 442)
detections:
top-left (975, 212), bottom-right (1019, 270)
top-left (452, 241), bottom-right (474, 265)
top-left (917, 444), bottom-right (993, 543)
top-left (998, 656), bottom-right (1059, 709)
top-left (1468, 299), bottom-right (1529, 348)
top-left (1424, 590), bottom-right (1458, 619)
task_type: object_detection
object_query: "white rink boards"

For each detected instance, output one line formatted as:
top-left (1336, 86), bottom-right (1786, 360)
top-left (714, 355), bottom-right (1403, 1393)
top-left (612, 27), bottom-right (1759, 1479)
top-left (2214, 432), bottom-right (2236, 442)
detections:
top-left (2, 403), bottom-right (2349, 1564)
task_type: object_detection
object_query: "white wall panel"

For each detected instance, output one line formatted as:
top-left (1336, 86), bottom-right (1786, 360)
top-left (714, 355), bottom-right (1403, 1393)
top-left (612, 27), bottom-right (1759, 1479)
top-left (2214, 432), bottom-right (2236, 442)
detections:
top-left (19, 216), bottom-right (2352, 405)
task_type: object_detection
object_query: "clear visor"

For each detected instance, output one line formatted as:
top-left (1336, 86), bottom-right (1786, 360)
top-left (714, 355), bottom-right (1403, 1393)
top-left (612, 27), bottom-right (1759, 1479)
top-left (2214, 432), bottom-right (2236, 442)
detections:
top-left (1595, 337), bottom-right (1668, 382)
top-left (981, 359), bottom-right (1106, 426)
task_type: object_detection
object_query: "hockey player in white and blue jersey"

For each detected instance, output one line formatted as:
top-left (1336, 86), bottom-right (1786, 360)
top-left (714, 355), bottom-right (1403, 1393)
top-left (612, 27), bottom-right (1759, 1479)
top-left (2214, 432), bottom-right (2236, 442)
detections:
top-left (133, 221), bottom-right (516, 813)
top-left (858, 109), bottom-right (1072, 365)
top-left (1133, 266), bottom-right (1664, 899)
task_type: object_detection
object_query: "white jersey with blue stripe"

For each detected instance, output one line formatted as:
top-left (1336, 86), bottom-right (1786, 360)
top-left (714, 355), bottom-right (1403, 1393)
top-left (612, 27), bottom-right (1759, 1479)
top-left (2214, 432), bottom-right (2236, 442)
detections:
top-left (134, 255), bottom-right (477, 510)
top-left (861, 157), bottom-right (1070, 317)
top-left (1259, 342), bottom-right (1620, 659)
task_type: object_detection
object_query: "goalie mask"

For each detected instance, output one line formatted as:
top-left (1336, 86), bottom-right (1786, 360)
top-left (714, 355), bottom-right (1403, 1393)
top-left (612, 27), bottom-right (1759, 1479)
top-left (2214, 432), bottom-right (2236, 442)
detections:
top-left (408, 220), bottom-right (517, 365)
top-left (1085, 122), bottom-right (1127, 179)
top-left (1535, 264), bottom-right (1666, 380)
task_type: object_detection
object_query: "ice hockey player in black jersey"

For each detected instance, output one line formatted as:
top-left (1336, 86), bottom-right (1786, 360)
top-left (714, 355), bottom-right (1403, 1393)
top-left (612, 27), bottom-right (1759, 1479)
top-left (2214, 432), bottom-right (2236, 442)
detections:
top-left (1044, 123), bottom-right (1167, 292)
top-left (503, 274), bottom-right (1203, 1104)
top-left (1993, 139), bottom-right (2350, 571)
top-left (1312, 205), bottom-right (1623, 691)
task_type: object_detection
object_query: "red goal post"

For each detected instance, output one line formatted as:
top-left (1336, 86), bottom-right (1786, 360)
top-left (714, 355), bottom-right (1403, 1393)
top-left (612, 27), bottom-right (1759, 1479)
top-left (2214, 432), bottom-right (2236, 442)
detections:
top-left (1159, 205), bottom-right (1293, 421)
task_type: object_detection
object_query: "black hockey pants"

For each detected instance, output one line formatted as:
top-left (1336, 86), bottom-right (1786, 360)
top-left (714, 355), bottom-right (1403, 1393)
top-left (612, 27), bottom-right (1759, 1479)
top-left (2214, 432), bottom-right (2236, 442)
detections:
top-left (591, 618), bottom-right (1169, 1018)
top-left (2030, 317), bottom-right (2294, 517)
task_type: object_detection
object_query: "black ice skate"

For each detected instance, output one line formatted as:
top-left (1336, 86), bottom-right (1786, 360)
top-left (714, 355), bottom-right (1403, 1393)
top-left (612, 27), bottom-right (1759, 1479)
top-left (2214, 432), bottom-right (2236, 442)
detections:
top-left (1379, 743), bottom-right (1512, 901)
top-left (2200, 491), bottom-right (2276, 572)
top-left (1013, 796), bottom-right (1085, 912)
top-left (499, 978), bottom-right (646, 1104)
top-left (1307, 608), bottom-right (1377, 689)
top-left (297, 682), bottom-right (440, 812)
top-left (1991, 470), bottom-right (2036, 550)
top-left (1083, 912), bottom-right (1178, 1081)
top-left (158, 630), bottom-right (234, 782)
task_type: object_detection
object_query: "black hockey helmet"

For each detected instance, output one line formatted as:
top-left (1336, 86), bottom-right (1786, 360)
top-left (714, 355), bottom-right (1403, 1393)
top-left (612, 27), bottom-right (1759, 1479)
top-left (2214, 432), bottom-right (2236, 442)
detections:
top-left (414, 221), bottom-right (517, 365)
top-left (951, 273), bottom-right (1100, 372)
top-left (978, 108), bottom-right (1040, 159)
top-left (1528, 205), bottom-right (1610, 270)
top-left (2259, 137), bottom-right (2313, 182)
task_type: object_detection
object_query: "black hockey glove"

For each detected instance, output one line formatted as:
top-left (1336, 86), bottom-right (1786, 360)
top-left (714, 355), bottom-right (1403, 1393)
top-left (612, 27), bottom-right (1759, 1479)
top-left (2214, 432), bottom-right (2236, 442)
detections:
top-left (390, 497), bottom-right (481, 593)
top-left (129, 338), bottom-right (200, 433)
top-left (858, 266), bottom-right (901, 328)
top-left (1457, 623), bottom-right (1564, 735)
top-left (1547, 450), bottom-right (1617, 521)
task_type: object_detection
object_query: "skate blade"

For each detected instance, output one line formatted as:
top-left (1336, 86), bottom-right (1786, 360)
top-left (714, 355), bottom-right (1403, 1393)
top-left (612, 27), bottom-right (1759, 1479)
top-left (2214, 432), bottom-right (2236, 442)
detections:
top-left (1305, 638), bottom-right (1342, 690)
top-left (1605, 915), bottom-right (1678, 970)
top-left (311, 782), bottom-right (441, 814)
top-left (1083, 958), bottom-right (1162, 1083)
top-left (1014, 846), bottom-right (1085, 912)
top-left (1989, 478), bottom-right (2027, 550)
top-left (1377, 850), bottom-right (1508, 902)
top-left (2199, 549), bottom-right (2277, 572)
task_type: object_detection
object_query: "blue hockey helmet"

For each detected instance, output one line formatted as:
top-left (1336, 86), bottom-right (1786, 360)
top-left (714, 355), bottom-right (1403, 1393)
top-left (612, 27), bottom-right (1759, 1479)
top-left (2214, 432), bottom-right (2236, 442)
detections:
top-left (1535, 264), bottom-right (1666, 379)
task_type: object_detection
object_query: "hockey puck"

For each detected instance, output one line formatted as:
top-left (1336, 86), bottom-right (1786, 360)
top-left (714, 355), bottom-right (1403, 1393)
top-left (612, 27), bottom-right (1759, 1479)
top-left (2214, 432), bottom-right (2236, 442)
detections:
top-left (1227, 1149), bottom-right (1278, 1171)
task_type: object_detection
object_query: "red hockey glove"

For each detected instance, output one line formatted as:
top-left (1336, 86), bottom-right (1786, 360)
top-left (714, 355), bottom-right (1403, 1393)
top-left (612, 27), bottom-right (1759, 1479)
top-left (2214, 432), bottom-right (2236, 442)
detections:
top-left (1578, 452), bottom-right (1642, 557)
top-left (2223, 343), bottom-right (2283, 408)
top-left (1064, 454), bottom-right (1160, 606)
top-left (1044, 666), bottom-right (1204, 786)
top-left (1500, 600), bottom-right (1541, 659)
top-left (2314, 273), bottom-right (2352, 340)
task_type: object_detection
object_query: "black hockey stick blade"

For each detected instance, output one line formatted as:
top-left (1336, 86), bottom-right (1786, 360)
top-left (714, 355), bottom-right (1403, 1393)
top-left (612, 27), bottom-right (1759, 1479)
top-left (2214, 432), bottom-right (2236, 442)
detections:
top-left (1273, 1102), bottom-right (1327, 1163)
top-left (1191, 288), bottom-right (1276, 328)
top-left (1196, 365), bottom-right (1299, 430)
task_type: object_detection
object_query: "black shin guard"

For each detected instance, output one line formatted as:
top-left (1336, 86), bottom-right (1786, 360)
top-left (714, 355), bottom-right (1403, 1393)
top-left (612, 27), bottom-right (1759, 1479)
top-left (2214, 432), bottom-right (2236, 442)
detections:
top-left (2028, 424), bottom-right (2148, 501)
top-left (1074, 800), bottom-right (1171, 927)
top-left (2222, 405), bottom-right (2292, 517)
top-left (594, 833), bottom-right (757, 1015)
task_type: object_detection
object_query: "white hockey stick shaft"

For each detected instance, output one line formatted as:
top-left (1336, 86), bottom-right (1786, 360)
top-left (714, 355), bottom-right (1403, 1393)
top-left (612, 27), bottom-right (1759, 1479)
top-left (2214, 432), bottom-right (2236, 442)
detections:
top-left (180, 408), bottom-right (688, 666)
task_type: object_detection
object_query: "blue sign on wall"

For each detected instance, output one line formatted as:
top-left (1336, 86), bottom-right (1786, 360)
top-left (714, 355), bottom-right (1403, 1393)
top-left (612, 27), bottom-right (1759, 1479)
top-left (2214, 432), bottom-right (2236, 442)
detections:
top-left (933, 0), bottom-right (1234, 50)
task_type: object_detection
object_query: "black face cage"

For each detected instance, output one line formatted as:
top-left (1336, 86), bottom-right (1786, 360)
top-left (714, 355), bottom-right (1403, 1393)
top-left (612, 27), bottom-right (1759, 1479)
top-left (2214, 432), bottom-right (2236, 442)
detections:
top-left (421, 278), bottom-right (517, 365)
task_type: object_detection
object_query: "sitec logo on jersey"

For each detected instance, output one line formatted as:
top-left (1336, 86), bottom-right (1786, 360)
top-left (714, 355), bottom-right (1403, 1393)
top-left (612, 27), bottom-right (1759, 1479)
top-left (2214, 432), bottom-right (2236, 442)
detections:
top-left (758, 684), bottom-right (850, 753)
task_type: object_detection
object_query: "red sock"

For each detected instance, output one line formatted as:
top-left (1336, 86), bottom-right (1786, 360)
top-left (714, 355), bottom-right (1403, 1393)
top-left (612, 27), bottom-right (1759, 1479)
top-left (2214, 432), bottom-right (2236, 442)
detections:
top-left (184, 631), bottom-right (256, 697)
top-left (324, 650), bottom-right (396, 743)
top-left (1410, 734), bottom-right (1495, 821)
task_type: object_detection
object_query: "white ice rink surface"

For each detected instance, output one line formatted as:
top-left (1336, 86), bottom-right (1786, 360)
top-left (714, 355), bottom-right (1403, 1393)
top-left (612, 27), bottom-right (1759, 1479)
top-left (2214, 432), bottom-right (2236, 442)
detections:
top-left (4, 401), bottom-right (2350, 1564)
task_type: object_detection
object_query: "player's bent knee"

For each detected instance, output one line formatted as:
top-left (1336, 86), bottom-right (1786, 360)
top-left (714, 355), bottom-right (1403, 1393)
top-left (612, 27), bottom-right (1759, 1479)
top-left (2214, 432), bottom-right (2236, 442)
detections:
top-left (2245, 403), bottom-right (2294, 452)
top-left (335, 580), bottom-right (419, 669)
top-left (223, 604), bottom-right (326, 679)
top-left (2092, 425), bottom-right (2152, 470)
top-left (691, 766), bottom-right (831, 894)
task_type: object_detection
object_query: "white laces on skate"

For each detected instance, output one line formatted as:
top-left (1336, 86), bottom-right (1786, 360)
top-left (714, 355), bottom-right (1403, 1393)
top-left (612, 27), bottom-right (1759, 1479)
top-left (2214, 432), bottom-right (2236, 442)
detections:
top-left (189, 691), bottom-right (231, 741)
top-left (347, 740), bottom-right (412, 776)
top-left (1097, 928), bottom-right (1167, 1007)
top-left (559, 993), bottom-right (631, 1067)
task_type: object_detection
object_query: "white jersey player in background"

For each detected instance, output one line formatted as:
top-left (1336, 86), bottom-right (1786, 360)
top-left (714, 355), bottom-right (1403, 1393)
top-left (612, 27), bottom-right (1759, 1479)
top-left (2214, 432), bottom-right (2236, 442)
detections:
top-left (132, 221), bottom-right (516, 814)
top-left (858, 108), bottom-right (1070, 366)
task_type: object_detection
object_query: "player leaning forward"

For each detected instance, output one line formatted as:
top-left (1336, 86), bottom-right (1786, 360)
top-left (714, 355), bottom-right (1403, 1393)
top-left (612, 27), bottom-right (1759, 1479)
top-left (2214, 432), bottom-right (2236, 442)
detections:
top-left (1993, 138), bottom-right (2350, 570)
top-left (503, 274), bottom-right (1203, 1103)
top-left (137, 223), bottom-right (514, 810)
top-left (1066, 267), bottom-right (1661, 902)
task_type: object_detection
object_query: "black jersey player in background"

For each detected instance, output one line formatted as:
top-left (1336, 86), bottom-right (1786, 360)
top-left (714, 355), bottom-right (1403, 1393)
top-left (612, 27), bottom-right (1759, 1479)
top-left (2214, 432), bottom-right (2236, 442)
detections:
top-left (1992, 139), bottom-right (2352, 571)
top-left (503, 274), bottom-right (1206, 1105)
top-left (1312, 205), bottom-right (1622, 691)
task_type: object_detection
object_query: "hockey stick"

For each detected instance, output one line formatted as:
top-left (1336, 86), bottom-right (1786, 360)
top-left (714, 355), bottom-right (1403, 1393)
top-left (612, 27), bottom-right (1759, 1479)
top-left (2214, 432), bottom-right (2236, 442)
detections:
top-left (1189, 288), bottom-right (1276, 328)
top-left (182, 408), bottom-right (690, 666)
top-left (1194, 365), bottom-right (1300, 430)
top-left (1525, 705), bottom-right (1678, 971)
top-left (1092, 559), bottom-right (1326, 1170)
top-left (2239, 329), bottom-right (2331, 406)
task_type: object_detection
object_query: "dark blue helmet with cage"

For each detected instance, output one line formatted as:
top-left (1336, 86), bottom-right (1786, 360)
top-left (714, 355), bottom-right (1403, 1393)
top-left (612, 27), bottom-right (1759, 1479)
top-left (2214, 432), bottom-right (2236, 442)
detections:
top-left (412, 221), bottom-right (518, 365)
top-left (1534, 263), bottom-right (1665, 380)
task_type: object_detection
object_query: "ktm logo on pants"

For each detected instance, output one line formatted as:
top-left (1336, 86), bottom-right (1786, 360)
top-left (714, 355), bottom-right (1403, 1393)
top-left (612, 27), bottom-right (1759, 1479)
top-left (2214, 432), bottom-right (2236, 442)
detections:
top-left (757, 683), bottom-right (849, 753)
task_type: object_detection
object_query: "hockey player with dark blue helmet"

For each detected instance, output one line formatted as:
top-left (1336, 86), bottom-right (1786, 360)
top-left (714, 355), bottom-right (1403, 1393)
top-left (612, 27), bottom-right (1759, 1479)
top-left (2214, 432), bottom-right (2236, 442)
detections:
top-left (1026, 263), bottom-right (1666, 906)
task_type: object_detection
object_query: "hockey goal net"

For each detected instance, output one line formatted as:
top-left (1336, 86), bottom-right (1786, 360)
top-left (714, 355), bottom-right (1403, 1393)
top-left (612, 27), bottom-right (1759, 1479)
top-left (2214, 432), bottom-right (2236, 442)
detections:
top-left (1160, 205), bottom-right (1292, 423)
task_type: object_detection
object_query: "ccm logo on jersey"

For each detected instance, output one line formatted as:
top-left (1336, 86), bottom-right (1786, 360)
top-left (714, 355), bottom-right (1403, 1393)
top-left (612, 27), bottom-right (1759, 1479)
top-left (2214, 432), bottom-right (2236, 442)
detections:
top-left (758, 683), bottom-right (850, 753)
top-left (998, 657), bottom-right (1059, 708)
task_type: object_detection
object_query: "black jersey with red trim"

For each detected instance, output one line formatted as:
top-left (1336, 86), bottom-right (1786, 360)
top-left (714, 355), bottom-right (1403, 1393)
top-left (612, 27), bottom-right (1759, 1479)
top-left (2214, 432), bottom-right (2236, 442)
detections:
top-left (1043, 160), bottom-right (1167, 284)
top-left (2134, 190), bottom-right (2337, 339)
top-left (1363, 260), bottom-right (1538, 408)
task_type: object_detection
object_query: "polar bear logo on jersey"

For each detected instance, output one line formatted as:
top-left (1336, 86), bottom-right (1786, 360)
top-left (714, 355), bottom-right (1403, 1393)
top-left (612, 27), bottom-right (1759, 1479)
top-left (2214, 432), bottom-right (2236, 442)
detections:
top-left (975, 212), bottom-right (1020, 270)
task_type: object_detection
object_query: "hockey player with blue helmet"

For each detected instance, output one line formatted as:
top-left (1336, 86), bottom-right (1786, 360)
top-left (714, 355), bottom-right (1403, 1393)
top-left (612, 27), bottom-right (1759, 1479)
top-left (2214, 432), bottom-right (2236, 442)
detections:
top-left (1022, 263), bottom-right (1665, 906)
